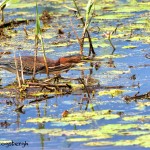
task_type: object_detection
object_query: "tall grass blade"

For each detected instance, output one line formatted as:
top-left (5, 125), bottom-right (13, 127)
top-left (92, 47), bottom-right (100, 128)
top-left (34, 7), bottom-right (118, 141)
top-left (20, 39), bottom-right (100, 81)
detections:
top-left (0, 0), bottom-right (10, 9)
top-left (85, 0), bottom-right (94, 30)
top-left (33, 2), bottom-right (49, 78)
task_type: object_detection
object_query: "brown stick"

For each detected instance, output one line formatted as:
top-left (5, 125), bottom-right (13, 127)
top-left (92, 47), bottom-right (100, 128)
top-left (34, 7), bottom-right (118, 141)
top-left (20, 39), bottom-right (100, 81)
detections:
top-left (108, 32), bottom-right (116, 54)
top-left (23, 27), bottom-right (28, 37)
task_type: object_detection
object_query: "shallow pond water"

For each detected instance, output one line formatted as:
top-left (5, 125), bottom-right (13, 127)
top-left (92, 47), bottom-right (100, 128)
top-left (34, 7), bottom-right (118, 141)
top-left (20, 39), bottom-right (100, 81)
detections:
top-left (0, 0), bottom-right (150, 150)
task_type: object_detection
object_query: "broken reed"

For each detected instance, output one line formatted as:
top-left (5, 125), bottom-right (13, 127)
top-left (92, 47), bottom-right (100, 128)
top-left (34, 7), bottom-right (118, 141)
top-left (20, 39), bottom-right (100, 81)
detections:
top-left (14, 54), bottom-right (21, 87)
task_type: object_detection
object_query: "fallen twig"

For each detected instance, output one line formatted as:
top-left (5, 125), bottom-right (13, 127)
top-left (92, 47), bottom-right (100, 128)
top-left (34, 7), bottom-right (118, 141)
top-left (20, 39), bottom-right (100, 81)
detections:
top-left (0, 19), bottom-right (35, 28)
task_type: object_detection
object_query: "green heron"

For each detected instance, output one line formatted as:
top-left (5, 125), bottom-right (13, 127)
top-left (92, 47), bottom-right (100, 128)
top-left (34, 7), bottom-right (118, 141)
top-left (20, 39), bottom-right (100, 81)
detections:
top-left (0, 54), bottom-right (82, 75)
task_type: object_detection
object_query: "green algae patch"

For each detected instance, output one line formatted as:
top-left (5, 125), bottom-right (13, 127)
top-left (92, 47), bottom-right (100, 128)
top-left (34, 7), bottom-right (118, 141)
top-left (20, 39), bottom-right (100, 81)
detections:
top-left (135, 134), bottom-right (150, 148)
top-left (95, 13), bottom-right (133, 20)
top-left (123, 115), bottom-right (150, 122)
top-left (33, 128), bottom-right (62, 136)
top-left (26, 117), bottom-right (56, 123)
top-left (75, 130), bottom-right (112, 139)
top-left (67, 138), bottom-right (90, 142)
top-left (84, 141), bottom-right (113, 146)
top-left (120, 130), bottom-right (150, 136)
top-left (19, 128), bottom-right (63, 136)
top-left (69, 83), bottom-right (84, 91)
top-left (122, 45), bottom-right (137, 49)
top-left (98, 89), bottom-right (126, 97)
top-left (26, 110), bottom-right (120, 126)
top-left (18, 128), bottom-right (36, 132)
top-left (128, 36), bottom-right (150, 44)
top-left (95, 54), bottom-right (126, 59)
top-left (30, 91), bottom-right (56, 97)
top-left (114, 140), bottom-right (137, 146)
top-left (114, 2), bottom-right (150, 13)
top-left (100, 124), bottom-right (139, 135)
top-left (63, 110), bottom-right (120, 123)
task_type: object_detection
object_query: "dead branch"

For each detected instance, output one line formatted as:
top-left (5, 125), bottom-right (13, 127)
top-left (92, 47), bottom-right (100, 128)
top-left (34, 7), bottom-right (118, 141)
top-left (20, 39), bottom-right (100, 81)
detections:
top-left (124, 92), bottom-right (150, 102)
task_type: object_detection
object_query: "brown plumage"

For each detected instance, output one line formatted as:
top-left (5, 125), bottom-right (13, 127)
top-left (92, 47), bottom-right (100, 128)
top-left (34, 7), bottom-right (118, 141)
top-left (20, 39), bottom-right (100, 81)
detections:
top-left (0, 54), bottom-right (82, 75)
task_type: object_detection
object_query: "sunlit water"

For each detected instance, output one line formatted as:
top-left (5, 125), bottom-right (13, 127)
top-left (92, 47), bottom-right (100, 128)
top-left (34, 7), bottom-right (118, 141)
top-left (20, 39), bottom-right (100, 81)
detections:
top-left (0, 0), bottom-right (150, 150)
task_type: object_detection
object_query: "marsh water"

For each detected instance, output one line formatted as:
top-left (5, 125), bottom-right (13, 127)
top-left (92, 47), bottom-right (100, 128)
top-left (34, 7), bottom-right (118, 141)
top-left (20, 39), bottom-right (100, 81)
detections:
top-left (0, 0), bottom-right (150, 150)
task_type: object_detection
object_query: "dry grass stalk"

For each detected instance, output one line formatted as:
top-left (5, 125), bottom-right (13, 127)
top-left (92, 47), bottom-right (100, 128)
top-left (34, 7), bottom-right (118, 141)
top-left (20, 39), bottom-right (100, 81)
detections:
top-left (14, 54), bottom-right (21, 87)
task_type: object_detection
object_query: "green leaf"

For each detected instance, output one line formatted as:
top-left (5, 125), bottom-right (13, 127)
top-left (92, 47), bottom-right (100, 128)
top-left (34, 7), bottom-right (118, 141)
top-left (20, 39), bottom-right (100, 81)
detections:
top-left (0, 0), bottom-right (10, 9)
top-left (86, 0), bottom-right (94, 21)
top-left (35, 2), bottom-right (41, 36)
